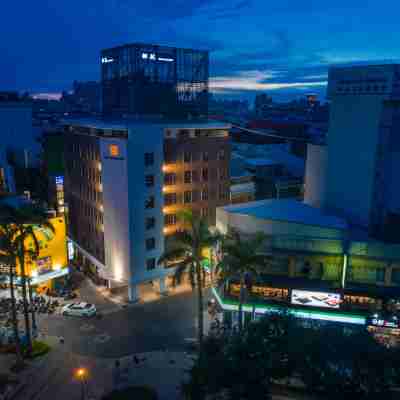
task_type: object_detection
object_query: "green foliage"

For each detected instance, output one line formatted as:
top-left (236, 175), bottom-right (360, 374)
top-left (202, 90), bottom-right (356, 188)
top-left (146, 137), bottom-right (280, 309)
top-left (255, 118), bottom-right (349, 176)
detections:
top-left (102, 385), bottom-right (158, 400)
top-left (184, 313), bottom-right (399, 400)
top-left (27, 340), bottom-right (51, 359)
top-left (158, 210), bottom-right (220, 347)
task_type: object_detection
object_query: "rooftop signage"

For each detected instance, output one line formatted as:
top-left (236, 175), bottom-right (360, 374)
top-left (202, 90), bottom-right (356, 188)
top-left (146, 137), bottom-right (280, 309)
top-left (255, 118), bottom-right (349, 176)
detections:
top-left (141, 52), bottom-right (174, 62)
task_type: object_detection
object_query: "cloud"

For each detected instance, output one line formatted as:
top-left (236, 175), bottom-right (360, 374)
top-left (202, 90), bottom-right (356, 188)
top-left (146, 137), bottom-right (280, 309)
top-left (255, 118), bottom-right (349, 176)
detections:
top-left (32, 93), bottom-right (63, 101)
top-left (210, 70), bottom-right (327, 93)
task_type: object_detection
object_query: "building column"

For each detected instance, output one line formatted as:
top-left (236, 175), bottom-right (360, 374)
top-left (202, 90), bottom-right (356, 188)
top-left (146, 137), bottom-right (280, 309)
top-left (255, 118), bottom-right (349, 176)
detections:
top-left (159, 277), bottom-right (168, 296)
top-left (288, 257), bottom-right (296, 277)
top-left (385, 264), bottom-right (393, 286)
top-left (128, 284), bottom-right (139, 303)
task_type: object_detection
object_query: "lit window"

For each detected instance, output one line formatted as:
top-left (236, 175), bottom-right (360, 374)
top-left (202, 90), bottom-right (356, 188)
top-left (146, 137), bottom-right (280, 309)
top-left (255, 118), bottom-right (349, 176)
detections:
top-left (164, 214), bottom-right (177, 226)
top-left (164, 173), bottom-right (176, 185)
top-left (164, 193), bottom-right (177, 205)
top-left (109, 144), bottom-right (120, 157)
top-left (184, 191), bottom-right (192, 204)
top-left (184, 171), bottom-right (192, 184)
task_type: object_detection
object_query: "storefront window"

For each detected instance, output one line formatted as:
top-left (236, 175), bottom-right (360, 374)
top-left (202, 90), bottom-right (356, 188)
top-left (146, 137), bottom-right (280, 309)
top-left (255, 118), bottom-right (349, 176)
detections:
top-left (36, 256), bottom-right (52, 275)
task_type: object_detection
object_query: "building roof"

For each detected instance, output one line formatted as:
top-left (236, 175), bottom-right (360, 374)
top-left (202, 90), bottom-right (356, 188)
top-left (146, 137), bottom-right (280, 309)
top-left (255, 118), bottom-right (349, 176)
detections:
top-left (222, 199), bottom-right (348, 230)
top-left (245, 158), bottom-right (280, 167)
top-left (62, 118), bottom-right (230, 131)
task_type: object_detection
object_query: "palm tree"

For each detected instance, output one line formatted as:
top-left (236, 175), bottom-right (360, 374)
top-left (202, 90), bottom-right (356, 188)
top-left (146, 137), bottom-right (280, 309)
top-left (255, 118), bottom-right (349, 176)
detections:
top-left (216, 229), bottom-right (270, 331)
top-left (0, 199), bottom-right (54, 355)
top-left (0, 224), bottom-right (23, 366)
top-left (158, 210), bottom-right (219, 349)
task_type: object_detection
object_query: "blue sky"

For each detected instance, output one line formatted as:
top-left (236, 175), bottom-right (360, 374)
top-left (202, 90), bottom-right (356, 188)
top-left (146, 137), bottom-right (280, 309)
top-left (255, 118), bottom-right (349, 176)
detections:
top-left (2, 0), bottom-right (400, 101)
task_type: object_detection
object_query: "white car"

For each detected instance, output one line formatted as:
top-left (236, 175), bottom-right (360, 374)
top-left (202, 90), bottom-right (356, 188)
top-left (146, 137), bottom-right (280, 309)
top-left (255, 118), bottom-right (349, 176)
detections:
top-left (62, 302), bottom-right (97, 317)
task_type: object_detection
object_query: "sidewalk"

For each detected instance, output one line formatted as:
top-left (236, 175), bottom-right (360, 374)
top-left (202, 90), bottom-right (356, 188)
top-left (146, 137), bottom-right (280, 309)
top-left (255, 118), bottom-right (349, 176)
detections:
top-left (11, 335), bottom-right (193, 400)
top-left (87, 279), bottom-right (194, 307)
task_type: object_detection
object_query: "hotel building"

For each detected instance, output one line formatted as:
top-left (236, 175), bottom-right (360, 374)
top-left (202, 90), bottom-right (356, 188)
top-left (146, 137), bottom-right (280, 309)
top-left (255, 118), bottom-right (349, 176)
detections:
top-left (64, 119), bottom-right (230, 301)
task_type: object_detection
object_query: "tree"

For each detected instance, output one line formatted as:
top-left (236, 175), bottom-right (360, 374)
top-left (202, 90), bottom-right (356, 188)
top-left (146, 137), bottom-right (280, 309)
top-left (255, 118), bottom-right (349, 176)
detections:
top-left (184, 312), bottom-right (398, 400)
top-left (0, 224), bottom-right (23, 366)
top-left (216, 229), bottom-right (270, 331)
top-left (158, 210), bottom-right (219, 349)
top-left (0, 199), bottom-right (54, 355)
top-left (182, 313), bottom-right (296, 400)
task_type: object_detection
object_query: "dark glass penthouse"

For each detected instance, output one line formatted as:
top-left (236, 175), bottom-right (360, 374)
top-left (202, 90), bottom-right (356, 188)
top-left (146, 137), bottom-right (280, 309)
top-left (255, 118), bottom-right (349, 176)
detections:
top-left (101, 43), bottom-right (209, 118)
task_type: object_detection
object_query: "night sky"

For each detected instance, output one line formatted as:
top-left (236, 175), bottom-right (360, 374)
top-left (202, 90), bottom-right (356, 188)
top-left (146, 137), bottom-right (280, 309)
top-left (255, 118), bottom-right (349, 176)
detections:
top-left (2, 0), bottom-right (399, 101)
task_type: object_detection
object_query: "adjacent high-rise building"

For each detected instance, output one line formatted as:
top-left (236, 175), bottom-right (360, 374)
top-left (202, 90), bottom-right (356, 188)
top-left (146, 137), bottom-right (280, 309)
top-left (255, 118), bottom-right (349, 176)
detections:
top-left (64, 119), bottom-right (230, 301)
top-left (101, 43), bottom-right (209, 118)
top-left (324, 64), bottom-right (400, 241)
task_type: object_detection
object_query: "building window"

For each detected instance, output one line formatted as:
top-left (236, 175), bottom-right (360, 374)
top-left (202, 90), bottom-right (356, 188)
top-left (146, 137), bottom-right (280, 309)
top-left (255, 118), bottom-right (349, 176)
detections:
top-left (164, 193), bottom-right (177, 205)
top-left (164, 173), bottom-right (176, 185)
top-left (184, 171), bottom-right (192, 184)
top-left (219, 168), bottom-right (226, 180)
top-left (145, 196), bottom-right (155, 209)
top-left (218, 149), bottom-right (226, 160)
top-left (202, 168), bottom-right (208, 181)
top-left (146, 238), bottom-right (156, 251)
top-left (201, 188), bottom-right (208, 201)
top-left (219, 185), bottom-right (229, 200)
top-left (184, 191), bottom-right (192, 204)
top-left (109, 144), bottom-right (120, 157)
top-left (146, 217), bottom-right (155, 230)
top-left (144, 152), bottom-right (154, 166)
top-left (146, 258), bottom-right (156, 270)
top-left (201, 208), bottom-right (208, 218)
top-left (202, 151), bottom-right (209, 162)
top-left (184, 151), bottom-right (192, 163)
top-left (164, 214), bottom-right (177, 226)
top-left (179, 130), bottom-right (191, 139)
top-left (145, 175), bottom-right (155, 187)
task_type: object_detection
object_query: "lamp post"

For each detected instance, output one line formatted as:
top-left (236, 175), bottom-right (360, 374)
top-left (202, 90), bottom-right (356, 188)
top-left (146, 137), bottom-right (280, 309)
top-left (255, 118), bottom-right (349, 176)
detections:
top-left (75, 367), bottom-right (88, 400)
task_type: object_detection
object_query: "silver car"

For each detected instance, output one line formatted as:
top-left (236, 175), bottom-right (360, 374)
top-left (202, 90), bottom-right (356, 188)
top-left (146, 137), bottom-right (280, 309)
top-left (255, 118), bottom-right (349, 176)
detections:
top-left (62, 302), bottom-right (97, 317)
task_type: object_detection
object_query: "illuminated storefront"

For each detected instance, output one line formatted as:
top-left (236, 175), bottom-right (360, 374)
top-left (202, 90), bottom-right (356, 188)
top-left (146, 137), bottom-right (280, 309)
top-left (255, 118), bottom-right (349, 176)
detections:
top-left (4, 216), bottom-right (70, 292)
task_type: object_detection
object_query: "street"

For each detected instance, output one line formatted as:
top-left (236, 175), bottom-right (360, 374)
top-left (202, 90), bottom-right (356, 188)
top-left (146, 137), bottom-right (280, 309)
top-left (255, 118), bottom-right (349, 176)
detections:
top-left (36, 278), bottom-right (203, 358)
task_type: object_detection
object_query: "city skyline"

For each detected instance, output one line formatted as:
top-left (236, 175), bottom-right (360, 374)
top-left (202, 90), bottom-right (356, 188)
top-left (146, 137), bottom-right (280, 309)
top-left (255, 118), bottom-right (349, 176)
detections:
top-left (2, 0), bottom-right (400, 101)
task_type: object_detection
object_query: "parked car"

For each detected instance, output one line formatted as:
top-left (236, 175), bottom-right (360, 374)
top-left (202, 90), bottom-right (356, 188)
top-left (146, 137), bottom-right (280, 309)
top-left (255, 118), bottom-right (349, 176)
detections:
top-left (61, 302), bottom-right (96, 317)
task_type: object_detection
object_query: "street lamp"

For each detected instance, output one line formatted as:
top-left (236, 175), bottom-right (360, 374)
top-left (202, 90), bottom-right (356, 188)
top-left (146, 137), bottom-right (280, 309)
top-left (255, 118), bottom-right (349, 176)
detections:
top-left (74, 367), bottom-right (88, 400)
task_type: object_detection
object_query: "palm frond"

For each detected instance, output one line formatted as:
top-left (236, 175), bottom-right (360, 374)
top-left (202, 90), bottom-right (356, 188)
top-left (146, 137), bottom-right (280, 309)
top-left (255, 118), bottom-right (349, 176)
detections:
top-left (172, 262), bottom-right (193, 286)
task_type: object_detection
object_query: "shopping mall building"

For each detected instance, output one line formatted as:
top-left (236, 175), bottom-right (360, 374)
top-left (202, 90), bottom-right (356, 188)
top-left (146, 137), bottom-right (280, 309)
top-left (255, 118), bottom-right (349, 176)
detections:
top-left (215, 199), bottom-right (400, 344)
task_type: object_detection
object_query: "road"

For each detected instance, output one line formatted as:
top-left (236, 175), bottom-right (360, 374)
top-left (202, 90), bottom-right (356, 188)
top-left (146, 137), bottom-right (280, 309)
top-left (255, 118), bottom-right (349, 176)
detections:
top-left (36, 278), bottom-right (203, 358)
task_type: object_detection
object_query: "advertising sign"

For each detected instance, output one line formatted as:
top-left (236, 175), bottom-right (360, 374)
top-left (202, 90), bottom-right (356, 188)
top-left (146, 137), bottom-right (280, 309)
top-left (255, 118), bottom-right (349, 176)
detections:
top-left (291, 289), bottom-right (342, 309)
top-left (368, 317), bottom-right (400, 329)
